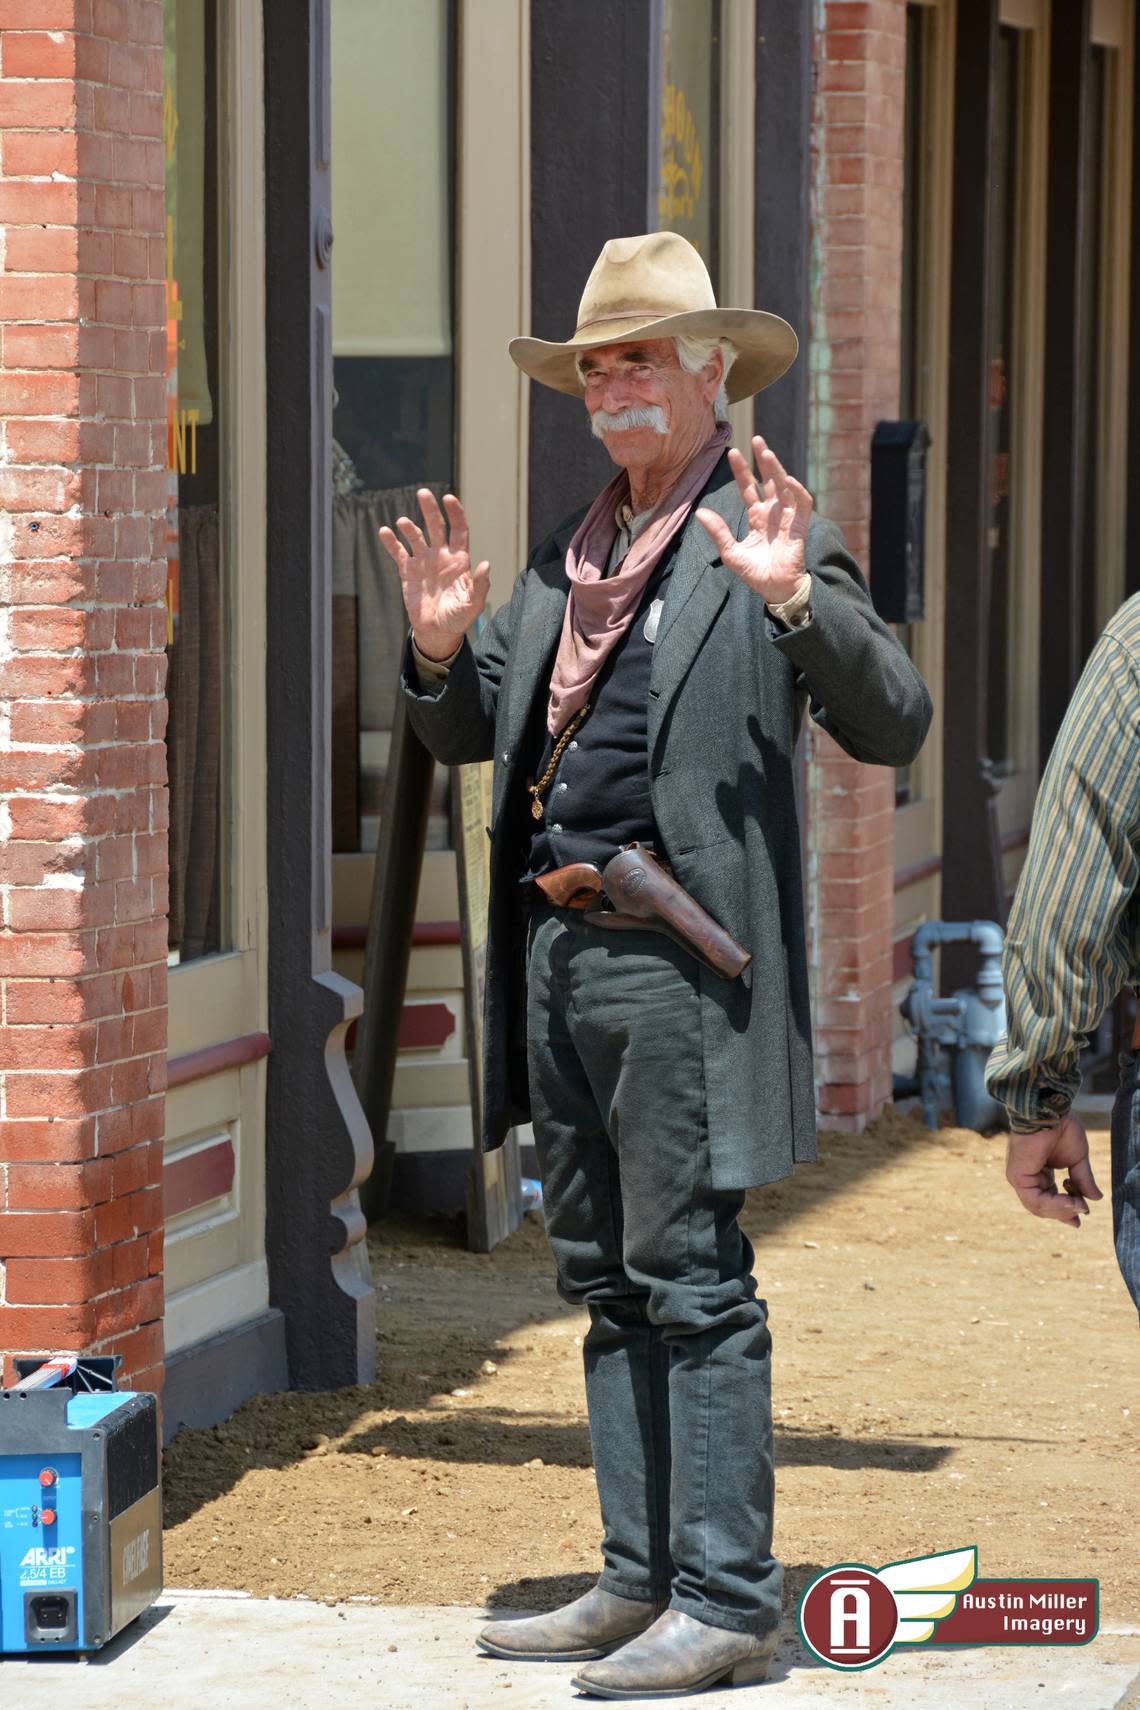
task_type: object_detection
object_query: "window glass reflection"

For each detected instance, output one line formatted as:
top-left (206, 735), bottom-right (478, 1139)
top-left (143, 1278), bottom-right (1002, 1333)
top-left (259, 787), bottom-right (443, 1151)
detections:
top-left (330, 0), bottom-right (456, 854)
top-left (985, 27), bottom-right (1021, 775)
top-left (651, 0), bottom-right (720, 289)
top-left (163, 0), bottom-right (225, 964)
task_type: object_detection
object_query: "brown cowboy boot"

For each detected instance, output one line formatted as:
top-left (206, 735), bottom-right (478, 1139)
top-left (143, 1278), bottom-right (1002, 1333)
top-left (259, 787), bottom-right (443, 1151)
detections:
top-left (477, 1585), bottom-right (666, 1663)
top-left (571, 1609), bottom-right (781, 1697)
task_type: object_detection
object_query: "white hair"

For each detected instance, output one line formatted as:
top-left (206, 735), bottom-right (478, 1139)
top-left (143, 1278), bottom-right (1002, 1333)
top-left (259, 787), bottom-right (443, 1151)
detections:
top-left (575, 336), bottom-right (736, 421)
top-left (673, 335), bottom-right (736, 421)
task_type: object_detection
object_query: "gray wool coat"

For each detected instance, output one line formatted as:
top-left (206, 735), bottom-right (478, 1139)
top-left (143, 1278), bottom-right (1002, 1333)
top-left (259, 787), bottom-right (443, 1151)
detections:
top-left (402, 456), bottom-right (932, 1190)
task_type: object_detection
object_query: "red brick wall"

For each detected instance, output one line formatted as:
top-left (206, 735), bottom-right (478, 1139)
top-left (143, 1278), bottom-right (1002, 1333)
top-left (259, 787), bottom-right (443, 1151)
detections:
top-left (807, 1), bottom-right (906, 1127)
top-left (0, 0), bottom-right (169, 1391)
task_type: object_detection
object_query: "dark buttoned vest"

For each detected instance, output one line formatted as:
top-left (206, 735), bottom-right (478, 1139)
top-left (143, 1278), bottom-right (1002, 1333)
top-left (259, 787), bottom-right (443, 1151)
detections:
top-left (522, 553), bottom-right (673, 877)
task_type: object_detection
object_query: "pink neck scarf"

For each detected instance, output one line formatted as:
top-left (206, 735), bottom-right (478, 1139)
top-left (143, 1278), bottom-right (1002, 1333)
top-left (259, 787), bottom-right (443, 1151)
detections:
top-left (547, 421), bottom-right (732, 736)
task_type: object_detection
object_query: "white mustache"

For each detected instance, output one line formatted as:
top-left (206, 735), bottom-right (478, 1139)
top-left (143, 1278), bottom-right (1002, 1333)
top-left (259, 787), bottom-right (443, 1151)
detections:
top-left (590, 405), bottom-right (669, 440)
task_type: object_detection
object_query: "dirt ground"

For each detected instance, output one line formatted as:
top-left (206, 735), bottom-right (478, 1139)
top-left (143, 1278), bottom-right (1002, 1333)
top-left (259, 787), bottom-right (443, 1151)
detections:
top-left (164, 1109), bottom-right (1138, 1623)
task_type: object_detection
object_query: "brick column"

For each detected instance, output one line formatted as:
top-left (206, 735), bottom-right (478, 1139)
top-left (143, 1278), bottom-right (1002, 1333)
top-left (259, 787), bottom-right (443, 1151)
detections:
top-left (0, 0), bottom-right (169, 1391)
top-left (807, 2), bottom-right (905, 1128)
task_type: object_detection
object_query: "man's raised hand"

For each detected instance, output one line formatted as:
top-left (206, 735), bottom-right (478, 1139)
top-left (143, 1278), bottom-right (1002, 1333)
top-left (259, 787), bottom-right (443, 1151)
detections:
top-left (379, 488), bottom-right (490, 662)
top-left (695, 435), bottom-right (812, 609)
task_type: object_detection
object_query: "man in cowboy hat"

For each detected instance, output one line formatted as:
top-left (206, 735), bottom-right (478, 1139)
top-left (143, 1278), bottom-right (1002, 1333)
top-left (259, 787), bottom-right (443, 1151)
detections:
top-left (383, 231), bottom-right (931, 1697)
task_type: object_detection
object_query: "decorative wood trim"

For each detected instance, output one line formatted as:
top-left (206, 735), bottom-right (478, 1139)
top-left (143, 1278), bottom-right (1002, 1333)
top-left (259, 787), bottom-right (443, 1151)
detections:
top-left (161, 0), bottom-right (272, 1353)
top-left (893, 932), bottom-right (917, 984)
top-left (941, 0), bottom-right (1007, 946)
top-left (754, 0), bottom-right (811, 479)
top-left (332, 919), bottom-right (462, 951)
top-left (1000, 0), bottom-right (1044, 26)
top-left (527, 2), bottom-right (651, 543)
top-left (1130, 11), bottom-right (1140, 606)
top-left (902, 0), bottom-right (955, 849)
top-left (457, 0), bottom-right (530, 605)
top-left (411, 920), bottom-right (463, 947)
top-left (1001, 8), bottom-right (1049, 799)
top-left (895, 855), bottom-right (943, 893)
top-left (1039, 0), bottom-right (1092, 761)
top-left (165, 1138), bottom-right (237, 1218)
top-left (720, 0), bottom-right (756, 454)
top-left (346, 1001), bottom-right (457, 1057)
top-left (1096, 5), bottom-right (1135, 623)
top-left (222, 0), bottom-right (269, 970)
top-left (168, 1031), bottom-right (272, 1089)
top-left (1091, 0), bottom-right (1126, 46)
top-left (263, 0), bottom-right (376, 1389)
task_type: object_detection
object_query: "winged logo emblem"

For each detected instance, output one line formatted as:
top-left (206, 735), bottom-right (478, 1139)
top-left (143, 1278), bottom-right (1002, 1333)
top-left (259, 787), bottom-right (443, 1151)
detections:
top-left (881, 1546), bottom-right (979, 1642)
top-left (799, 1545), bottom-right (978, 1669)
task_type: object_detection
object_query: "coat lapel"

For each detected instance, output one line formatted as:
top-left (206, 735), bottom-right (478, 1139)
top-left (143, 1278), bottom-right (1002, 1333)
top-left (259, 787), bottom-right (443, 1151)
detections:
top-left (648, 466), bottom-right (745, 752)
top-left (502, 556), bottom-right (570, 756)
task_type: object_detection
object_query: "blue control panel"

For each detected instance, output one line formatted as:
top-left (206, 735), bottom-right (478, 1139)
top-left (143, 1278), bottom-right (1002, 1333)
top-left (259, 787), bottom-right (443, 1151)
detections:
top-left (1, 1367), bottom-right (160, 1655)
top-left (0, 1449), bottom-right (84, 1650)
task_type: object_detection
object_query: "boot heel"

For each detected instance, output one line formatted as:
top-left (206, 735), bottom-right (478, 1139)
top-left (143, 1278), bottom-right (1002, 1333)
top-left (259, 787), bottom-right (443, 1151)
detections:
top-left (729, 1654), bottom-right (774, 1686)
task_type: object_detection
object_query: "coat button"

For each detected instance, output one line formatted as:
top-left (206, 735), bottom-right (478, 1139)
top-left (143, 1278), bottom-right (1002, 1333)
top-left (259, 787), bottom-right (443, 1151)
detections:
top-left (550, 823), bottom-right (563, 834)
top-left (569, 740), bottom-right (578, 751)
top-left (501, 751), bottom-right (510, 763)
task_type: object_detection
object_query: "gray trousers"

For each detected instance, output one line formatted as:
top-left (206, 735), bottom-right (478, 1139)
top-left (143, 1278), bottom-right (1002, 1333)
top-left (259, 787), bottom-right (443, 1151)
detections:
top-left (1110, 1052), bottom-right (1140, 1319)
top-left (525, 902), bottom-right (783, 1638)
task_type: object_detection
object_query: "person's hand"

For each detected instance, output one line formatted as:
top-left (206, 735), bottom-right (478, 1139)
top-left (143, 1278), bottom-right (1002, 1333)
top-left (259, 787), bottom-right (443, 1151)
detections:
top-left (695, 435), bottom-right (812, 608)
top-left (379, 488), bottom-right (490, 662)
top-left (1005, 1113), bottom-right (1104, 1228)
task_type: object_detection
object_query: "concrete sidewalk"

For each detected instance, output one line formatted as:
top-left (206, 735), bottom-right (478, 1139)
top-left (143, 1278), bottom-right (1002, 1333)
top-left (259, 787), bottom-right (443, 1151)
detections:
top-left (2, 1593), bottom-right (1138, 1710)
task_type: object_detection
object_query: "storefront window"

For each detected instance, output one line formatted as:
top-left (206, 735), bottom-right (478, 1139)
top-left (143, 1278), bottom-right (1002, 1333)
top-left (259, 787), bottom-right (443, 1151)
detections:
top-left (896, 1), bottom-right (926, 807)
top-left (1079, 44), bottom-right (1107, 663)
top-left (985, 26), bottom-right (1021, 775)
top-left (163, 0), bottom-right (226, 963)
top-left (330, 0), bottom-right (455, 855)
top-left (650, 0), bottom-right (720, 288)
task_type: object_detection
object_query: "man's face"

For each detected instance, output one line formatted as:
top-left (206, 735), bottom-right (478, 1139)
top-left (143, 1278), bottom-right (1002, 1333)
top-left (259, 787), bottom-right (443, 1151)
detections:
top-left (579, 337), bottom-right (722, 473)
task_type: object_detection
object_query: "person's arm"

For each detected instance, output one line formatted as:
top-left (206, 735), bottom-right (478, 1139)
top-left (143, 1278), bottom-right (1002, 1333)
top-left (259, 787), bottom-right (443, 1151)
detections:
top-left (399, 570), bottom-right (526, 766)
top-left (985, 629), bottom-right (1140, 1130)
top-left (771, 517), bottom-right (932, 767)
top-left (382, 487), bottom-right (521, 766)
top-left (696, 436), bottom-right (932, 768)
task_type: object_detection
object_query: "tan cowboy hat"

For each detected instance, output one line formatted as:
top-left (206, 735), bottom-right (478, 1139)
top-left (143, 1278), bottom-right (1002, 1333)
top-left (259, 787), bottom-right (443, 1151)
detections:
top-left (508, 230), bottom-right (798, 403)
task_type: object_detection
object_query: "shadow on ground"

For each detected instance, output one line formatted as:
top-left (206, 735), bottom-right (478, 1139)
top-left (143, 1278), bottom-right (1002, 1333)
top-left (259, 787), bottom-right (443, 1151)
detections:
top-left (164, 1111), bottom-right (959, 1530)
top-left (479, 1563), bottom-right (835, 1624)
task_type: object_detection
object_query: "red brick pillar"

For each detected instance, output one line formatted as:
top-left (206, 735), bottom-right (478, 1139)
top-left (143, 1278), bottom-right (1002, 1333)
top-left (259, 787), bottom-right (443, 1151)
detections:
top-left (807, 2), bottom-right (905, 1129)
top-left (0, 1), bottom-right (169, 1392)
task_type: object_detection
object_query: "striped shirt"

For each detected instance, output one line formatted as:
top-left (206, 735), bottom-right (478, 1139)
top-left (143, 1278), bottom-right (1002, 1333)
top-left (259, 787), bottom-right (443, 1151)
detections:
top-left (985, 594), bottom-right (1140, 1131)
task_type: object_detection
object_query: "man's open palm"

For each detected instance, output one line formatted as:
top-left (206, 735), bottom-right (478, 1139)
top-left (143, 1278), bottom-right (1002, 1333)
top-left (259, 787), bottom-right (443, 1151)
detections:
top-left (379, 488), bottom-right (490, 661)
top-left (696, 435), bottom-right (812, 608)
